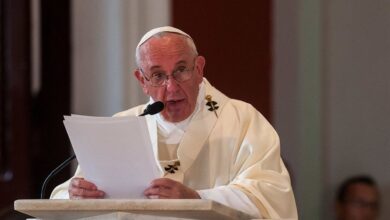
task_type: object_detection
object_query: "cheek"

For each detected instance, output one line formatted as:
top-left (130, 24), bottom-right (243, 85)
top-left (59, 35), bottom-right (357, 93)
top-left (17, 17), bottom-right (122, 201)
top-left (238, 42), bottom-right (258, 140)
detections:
top-left (142, 86), bottom-right (149, 95)
top-left (187, 85), bottom-right (200, 105)
top-left (148, 87), bottom-right (166, 100)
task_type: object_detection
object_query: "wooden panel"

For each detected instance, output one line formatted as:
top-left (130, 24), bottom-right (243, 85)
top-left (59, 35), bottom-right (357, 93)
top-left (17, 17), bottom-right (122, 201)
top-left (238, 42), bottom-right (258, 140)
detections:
top-left (172, 0), bottom-right (272, 120)
top-left (30, 0), bottom-right (72, 198)
top-left (0, 2), bottom-right (72, 218)
top-left (0, 0), bottom-right (32, 212)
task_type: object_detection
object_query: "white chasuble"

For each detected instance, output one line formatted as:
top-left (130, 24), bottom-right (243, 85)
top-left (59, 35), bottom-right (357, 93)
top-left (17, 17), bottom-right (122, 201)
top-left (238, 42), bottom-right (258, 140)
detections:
top-left (50, 78), bottom-right (297, 219)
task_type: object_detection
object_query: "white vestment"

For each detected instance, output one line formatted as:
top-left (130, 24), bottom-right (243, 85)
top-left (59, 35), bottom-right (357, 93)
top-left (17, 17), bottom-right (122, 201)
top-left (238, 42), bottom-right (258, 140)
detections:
top-left (51, 79), bottom-right (297, 219)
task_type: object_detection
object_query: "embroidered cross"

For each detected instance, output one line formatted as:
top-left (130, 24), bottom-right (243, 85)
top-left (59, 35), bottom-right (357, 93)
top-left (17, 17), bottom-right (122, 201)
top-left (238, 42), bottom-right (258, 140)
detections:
top-left (164, 161), bottom-right (181, 174)
top-left (205, 95), bottom-right (219, 118)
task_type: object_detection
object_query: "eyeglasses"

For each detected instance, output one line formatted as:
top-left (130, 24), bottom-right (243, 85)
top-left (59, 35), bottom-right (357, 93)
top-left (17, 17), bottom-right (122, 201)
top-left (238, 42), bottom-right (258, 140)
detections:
top-left (139, 59), bottom-right (197, 87)
top-left (344, 199), bottom-right (379, 210)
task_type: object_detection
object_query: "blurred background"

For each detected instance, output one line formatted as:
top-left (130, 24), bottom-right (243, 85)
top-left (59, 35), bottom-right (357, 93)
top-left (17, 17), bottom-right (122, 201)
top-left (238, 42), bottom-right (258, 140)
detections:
top-left (1, 0), bottom-right (389, 219)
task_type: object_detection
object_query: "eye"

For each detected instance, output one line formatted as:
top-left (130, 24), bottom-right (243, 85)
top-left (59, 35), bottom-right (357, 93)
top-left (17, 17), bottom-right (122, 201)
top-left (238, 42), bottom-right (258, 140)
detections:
top-left (172, 67), bottom-right (187, 79)
top-left (151, 72), bottom-right (165, 80)
top-left (175, 66), bottom-right (187, 73)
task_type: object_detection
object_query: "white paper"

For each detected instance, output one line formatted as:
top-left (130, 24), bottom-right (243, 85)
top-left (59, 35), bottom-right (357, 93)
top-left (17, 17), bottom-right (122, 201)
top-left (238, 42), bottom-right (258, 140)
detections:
top-left (63, 115), bottom-right (162, 198)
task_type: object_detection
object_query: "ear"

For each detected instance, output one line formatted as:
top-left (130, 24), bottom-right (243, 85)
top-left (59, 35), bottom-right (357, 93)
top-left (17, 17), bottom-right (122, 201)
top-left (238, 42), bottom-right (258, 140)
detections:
top-left (194, 56), bottom-right (206, 82)
top-left (134, 69), bottom-right (149, 95)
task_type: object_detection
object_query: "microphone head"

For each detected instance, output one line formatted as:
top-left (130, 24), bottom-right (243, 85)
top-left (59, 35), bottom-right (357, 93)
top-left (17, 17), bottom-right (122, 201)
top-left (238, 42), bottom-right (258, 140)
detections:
top-left (141, 101), bottom-right (164, 116)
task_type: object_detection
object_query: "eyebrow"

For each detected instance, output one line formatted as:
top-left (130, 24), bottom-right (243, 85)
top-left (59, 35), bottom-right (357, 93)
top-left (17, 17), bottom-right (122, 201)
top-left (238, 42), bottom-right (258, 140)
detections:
top-left (175, 60), bottom-right (188, 66)
top-left (148, 60), bottom-right (189, 72)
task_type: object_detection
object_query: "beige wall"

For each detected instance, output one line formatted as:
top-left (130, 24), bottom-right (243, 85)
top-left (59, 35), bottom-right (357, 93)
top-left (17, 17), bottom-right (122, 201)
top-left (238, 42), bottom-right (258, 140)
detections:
top-left (274, 0), bottom-right (390, 219)
top-left (70, 0), bottom-right (171, 175)
top-left (325, 1), bottom-right (390, 219)
top-left (72, 0), bottom-right (171, 116)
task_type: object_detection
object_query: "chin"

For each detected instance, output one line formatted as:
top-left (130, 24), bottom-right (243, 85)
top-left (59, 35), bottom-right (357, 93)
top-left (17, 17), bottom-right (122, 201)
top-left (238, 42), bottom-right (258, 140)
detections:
top-left (163, 110), bottom-right (191, 123)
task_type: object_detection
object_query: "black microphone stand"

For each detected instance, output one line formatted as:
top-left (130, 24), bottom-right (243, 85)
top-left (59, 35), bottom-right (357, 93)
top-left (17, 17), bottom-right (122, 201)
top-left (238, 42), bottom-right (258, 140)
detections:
top-left (40, 154), bottom-right (76, 199)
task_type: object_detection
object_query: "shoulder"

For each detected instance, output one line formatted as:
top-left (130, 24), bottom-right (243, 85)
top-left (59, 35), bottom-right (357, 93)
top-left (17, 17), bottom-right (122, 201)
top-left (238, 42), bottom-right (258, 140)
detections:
top-left (113, 104), bottom-right (146, 117)
top-left (224, 99), bottom-right (264, 119)
top-left (223, 99), bottom-right (280, 154)
top-left (223, 99), bottom-right (277, 135)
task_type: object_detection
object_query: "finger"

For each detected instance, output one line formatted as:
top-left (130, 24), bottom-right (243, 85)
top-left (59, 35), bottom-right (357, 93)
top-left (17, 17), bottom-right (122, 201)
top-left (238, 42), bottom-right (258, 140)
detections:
top-left (70, 195), bottom-right (83, 199)
top-left (149, 178), bottom-right (177, 188)
top-left (144, 186), bottom-right (171, 198)
top-left (71, 178), bottom-right (98, 190)
top-left (155, 195), bottom-right (171, 199)
top-left (69, 187), bottom-right (105, 198)
top-left (70, 193), bottom-right (105, 199)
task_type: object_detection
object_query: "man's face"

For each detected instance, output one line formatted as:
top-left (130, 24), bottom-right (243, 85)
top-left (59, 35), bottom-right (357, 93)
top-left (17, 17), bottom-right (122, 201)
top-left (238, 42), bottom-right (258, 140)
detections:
top-left (337, 183), bottom-right (380, 220)
top-left (135, 34), bottom-right (205, 122)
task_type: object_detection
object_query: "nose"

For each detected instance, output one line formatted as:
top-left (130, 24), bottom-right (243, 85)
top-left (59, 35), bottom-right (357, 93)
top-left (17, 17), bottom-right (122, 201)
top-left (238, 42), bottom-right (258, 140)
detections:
top-left (165, 76), bottom-right (180, 92)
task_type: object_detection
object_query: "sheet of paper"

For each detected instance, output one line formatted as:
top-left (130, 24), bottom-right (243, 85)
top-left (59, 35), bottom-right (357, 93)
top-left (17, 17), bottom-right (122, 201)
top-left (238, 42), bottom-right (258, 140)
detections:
top-left (63, 115), bottom-right (162, 198)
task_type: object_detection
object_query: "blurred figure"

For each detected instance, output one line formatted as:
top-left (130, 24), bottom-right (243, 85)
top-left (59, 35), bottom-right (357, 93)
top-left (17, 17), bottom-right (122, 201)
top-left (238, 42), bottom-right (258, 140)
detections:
top-left (336, 175), bottom-right (380, 220)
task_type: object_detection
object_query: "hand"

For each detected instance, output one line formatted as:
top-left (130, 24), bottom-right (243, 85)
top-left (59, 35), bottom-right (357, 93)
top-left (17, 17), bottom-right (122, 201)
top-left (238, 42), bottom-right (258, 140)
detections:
top-left (144, 178), bottom-right (200, 199)
top-left (68, 177), bottom-right (105, 199)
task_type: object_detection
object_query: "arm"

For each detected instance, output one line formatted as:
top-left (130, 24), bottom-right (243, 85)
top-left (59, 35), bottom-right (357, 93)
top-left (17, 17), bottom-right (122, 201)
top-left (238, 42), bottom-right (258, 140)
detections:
top-left (234, 105), bottom-right (297, 218)
top-left (143, 178), bottom-right (260, 218)
top-left (197, 186), bottom-right (262, 218)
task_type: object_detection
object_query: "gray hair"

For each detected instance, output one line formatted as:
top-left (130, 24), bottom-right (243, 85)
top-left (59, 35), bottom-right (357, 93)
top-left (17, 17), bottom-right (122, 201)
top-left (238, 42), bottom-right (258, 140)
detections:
top-left (135, 32), bottom-right (198, 68)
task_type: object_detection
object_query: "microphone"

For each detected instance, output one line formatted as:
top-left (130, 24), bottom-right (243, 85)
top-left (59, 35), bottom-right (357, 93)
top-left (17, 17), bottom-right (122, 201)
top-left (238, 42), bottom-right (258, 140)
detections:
top-left (139, 101), bottom-right (164, 116)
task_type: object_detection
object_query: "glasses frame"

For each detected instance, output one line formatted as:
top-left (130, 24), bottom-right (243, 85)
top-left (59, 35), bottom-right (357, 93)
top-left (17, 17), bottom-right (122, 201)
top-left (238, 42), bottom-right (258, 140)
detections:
top-left (139, 56), bottom-right (198, 87)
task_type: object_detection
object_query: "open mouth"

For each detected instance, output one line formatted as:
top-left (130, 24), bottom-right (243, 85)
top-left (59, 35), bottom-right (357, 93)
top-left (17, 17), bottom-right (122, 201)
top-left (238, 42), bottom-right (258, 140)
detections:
top-left (166, 99), bottom-right (184, 106)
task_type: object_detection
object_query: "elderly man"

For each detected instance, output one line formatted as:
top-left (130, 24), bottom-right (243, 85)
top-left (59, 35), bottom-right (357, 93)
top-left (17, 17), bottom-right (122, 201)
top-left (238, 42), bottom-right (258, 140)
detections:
top-left (51, 26), bottom-right (297, 219)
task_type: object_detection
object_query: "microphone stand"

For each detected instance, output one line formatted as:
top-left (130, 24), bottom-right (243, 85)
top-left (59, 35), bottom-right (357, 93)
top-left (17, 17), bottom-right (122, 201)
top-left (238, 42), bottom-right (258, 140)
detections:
top-left (40, 154), bottom-right (76, 199)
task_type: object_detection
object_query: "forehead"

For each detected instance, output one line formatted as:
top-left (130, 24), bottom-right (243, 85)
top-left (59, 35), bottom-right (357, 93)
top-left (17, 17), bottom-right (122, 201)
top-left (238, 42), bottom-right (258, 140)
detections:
top-left (346, 183), bottom-right (379, 200)
top-left (139, 34), bottom-right (193, 68)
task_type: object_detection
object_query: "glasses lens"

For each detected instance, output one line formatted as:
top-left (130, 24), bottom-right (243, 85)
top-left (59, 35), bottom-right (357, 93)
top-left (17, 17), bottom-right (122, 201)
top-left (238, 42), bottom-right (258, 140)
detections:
top-left (147, 65), bottom-right (195, 86)
top-left (150, 73), bottom-right (166, 86)
top-left (174, 68), bottom-right (193, 82)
